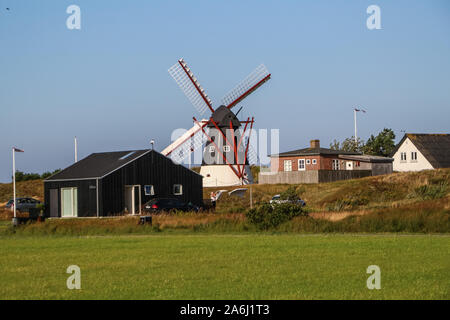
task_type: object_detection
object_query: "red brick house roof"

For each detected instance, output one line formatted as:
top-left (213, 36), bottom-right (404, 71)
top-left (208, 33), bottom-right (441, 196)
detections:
top-left (270, 140), bottom-right (360, 157)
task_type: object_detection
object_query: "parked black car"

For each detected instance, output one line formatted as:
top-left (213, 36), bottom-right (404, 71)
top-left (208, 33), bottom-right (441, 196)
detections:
top-left (143, 198), bottom-right (199, 213)
top-left (5, 198), bottom-right (41, 212)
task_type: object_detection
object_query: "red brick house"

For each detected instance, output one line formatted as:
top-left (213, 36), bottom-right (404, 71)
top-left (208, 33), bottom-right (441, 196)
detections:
top-left (259, 140), bottom-right (393, 184)
top-left (270, 140), bottom-right (360, 172)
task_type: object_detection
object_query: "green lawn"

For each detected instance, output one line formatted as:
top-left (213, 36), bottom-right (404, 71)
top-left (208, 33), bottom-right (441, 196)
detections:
top-left (0, 234), bottom-right (448, 299)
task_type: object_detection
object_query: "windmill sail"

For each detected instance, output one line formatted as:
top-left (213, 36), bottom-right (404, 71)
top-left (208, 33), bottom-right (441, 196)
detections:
top-left (162, 120), bottom-right (209, 164)
top-left (221, 64), bottom-right (271, 109)
top-left (168, 59), bottom-right (214, 116)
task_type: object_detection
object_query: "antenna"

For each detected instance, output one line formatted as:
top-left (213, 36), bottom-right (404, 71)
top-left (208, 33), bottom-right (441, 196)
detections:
top-left (74, 136), bottom-right (78, 163)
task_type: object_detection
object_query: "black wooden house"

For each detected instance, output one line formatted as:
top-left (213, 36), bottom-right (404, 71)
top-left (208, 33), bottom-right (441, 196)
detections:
top-left (44, 149), bottom-right (203, 217)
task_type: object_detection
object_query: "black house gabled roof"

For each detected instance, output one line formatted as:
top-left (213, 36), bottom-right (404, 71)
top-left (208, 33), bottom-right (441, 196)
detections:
top-left (45, 149), bottom-right (152, 181)
top-left (392, 133), bottom-right (450, 168)
top-left (271, 147), bottom-right (360, 158)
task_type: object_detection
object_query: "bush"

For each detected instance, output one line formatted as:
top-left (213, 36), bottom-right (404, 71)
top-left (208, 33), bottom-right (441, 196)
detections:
top-left (13, 169), bottom-right (61, 182)
top-left (246, 203), bottom-right (307, 230)
top-left (279, 186), bottom-right (304, 201)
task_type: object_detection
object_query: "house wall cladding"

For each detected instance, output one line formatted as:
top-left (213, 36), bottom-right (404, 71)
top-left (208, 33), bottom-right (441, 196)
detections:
top-left (44, 179), bottom-right (97, 217)
top-left (100, 152), bottom-right (203, 216)
top-left (44, 151), bottom-right (203, 217)
top-left (371, 163), bottom-right (393, 176)
top-left (259, 170), bottom-right (371, 184)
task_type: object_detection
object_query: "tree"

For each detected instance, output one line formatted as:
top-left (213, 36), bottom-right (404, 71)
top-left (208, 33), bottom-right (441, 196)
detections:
top-left (363, 128), bottom-right (396, 156)
top-left (330, 139), bottom-right (341, 150)
top-left (12, 169), bottom-right (61, 182)
top-left (330, 137), bottom-right (364, 153)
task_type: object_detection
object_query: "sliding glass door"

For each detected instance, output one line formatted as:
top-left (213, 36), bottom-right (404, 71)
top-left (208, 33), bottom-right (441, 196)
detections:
top-left (61, 187), bottom-right (78, 217)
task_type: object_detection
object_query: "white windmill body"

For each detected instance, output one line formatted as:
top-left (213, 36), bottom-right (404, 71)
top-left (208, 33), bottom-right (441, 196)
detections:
top-left (162, 59), bottom-right (271, 187)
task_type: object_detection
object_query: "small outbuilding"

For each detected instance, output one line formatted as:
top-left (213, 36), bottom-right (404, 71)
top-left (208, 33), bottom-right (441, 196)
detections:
top-left (44, 149), bottom-right (203, 218)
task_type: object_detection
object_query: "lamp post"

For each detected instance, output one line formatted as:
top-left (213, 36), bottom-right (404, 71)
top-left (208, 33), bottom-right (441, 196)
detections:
top-left (12, 147), bottom-right (24, 220)
top-left (150, 139), bottom-right (155, 150)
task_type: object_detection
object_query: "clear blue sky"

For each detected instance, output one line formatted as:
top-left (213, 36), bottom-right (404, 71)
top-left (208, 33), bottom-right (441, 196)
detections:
top-left (1, 0), bottom-right (449, 182)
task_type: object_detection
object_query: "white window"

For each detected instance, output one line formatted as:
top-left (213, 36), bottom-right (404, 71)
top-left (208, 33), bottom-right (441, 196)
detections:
top-left (298, 159), bottom-right (306, 171)
top-left (223, 145), bottom-right (230, 152)
top-left (144, 185), bottom-right (154, 196)
top-left (400, 152), bottom-right (407, 162)
top-left (306, 159), bottom-right (311, 165)
top-left (61, 187), bottom-right (77, 217)
top-left (312, 159), bottom-right (317, 165)
top-left (284, 160), bottom-right (292, 172)
top-left (332, 159), bottom-right (340, 170)
top-left (173, 184), bottom-right (183, 195)
top-left (209, 146), bottom-right (215, 153)
top-left (411, 152), bottom-right (417, 162)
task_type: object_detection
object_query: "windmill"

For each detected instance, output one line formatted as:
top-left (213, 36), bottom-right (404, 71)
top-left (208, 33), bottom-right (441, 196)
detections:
top-left (161, 58), bottom-right (271, 187)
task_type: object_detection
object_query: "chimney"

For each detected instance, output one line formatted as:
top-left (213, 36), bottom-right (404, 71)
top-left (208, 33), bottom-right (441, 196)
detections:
top-left (310, 139), bottom-right (320, 149)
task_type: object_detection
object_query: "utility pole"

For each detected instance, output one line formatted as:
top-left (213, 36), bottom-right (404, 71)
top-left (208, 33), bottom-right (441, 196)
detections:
top-left (250, 184), bottom-right (253, 209)
top-left (354, 108), bottom-right (366, 144)
top-left (12, 148), bottom-right (16, 218)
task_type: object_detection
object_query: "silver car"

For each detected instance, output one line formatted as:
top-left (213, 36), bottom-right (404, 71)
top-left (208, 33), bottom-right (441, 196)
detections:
top-left (5, 198), bottom-right (41, 212)
top-left (270, 194), bottom-right (306, 207)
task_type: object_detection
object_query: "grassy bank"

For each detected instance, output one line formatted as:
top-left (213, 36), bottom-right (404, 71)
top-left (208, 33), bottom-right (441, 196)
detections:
top-left (1, 196), bottom-right (448, 237)
top-left (205, 169), bottom-right (450, 214)
top-left (0, 234), bottom-right (448, 299)
top-left (0, 169), bottom-right (448, 234)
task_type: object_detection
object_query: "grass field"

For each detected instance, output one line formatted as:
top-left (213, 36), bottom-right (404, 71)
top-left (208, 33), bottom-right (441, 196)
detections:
top-left (0, 234), bottom-right (448, 300)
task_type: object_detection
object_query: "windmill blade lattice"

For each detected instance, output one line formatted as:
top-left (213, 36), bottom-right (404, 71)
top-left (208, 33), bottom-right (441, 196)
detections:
top-left (221, 64), bottom-right (271, 109)
top-left (246, 143), bottom-right (259, 165)
top-left (167, 127), bottom-right (209, 164)
top-left (168, 59), bottom-right (213, 116)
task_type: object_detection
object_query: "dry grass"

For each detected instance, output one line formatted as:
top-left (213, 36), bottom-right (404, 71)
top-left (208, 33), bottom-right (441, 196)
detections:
top-left (0, 179), bottom-right (43, 204)
top-left (309, 210), bottom-right (370, 221)
top-left (0, 169), bottom-right (449, 227)
top-left (205, 168), bottom-right (450, 214)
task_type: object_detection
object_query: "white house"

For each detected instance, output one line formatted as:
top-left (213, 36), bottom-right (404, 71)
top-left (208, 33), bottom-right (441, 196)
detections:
top-left (392, 133), bottom-right (450, 172)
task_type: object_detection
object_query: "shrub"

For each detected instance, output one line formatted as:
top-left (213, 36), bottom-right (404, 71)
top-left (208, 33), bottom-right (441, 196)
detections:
top-left (280, 186), bottom-right (304, 201)
top-left (246, 203), bottom-right (307, 230)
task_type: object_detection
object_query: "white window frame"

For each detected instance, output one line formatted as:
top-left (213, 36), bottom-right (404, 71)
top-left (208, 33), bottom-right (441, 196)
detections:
top-left (298, 159), bottom-right (306, 171)
top-left (144, 185), bottom-right (155, 196)
top-left (400, 152), bottom-right (407, 162)
top-left (209, 146), bottom-right (215, 153)
top-left (173, 184), bottom-right (183, 195)
top-left (284, 160), bottom-right (292, 172)
top-left (332, 159), bottom-right (340, 170)
top-left (411, 151), bottom-right (417, 162)
top-left (312, 159), bottom-right (317, 165)
top-left (61, 187), bottom-right (77, 217)
top-left (223, 145), bottom-right (231, 152)
top-left (306, 159), bottom-right (311, 165)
